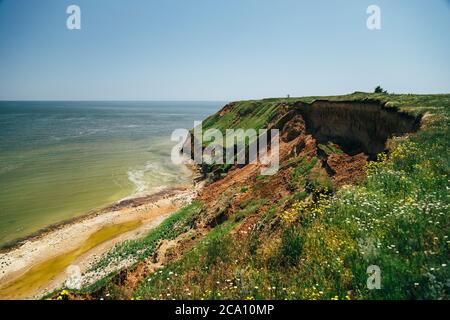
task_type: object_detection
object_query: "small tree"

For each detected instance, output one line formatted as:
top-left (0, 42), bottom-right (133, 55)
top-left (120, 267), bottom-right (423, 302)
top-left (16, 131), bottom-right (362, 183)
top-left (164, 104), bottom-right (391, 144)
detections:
top-left (374, 85), bottom-right (388, 94)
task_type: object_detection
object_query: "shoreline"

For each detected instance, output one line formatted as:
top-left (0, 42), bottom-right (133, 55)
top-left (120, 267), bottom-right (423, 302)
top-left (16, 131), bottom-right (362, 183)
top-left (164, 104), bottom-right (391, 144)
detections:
top-left (0, 187), bottom-right (190, 254)
top-left (0, 163), bottom-right (203, 300)
top-left (0, 158), bottom-right (201, 254)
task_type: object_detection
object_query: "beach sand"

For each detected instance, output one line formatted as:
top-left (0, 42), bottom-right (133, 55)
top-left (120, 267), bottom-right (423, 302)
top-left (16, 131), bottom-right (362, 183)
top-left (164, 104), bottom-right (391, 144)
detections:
top-left (0, 183), bottom-right (202, 300)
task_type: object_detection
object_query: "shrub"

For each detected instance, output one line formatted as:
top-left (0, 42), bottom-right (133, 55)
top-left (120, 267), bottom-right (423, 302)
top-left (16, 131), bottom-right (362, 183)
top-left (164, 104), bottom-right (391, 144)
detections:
top-left (374, 85), bottom-right (388, 94)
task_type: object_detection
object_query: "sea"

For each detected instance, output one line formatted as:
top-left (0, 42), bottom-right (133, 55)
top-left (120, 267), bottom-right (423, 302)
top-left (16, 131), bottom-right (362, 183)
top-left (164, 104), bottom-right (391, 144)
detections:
top-left (0, 101), bottom-right (223, 247)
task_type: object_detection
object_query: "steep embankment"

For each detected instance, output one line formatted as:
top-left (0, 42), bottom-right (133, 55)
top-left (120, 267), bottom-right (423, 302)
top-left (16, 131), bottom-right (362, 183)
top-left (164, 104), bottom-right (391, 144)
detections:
top-left (294, 100), bottom-right (419, 157)
top-left (53, 92), bottom-right (449, 301)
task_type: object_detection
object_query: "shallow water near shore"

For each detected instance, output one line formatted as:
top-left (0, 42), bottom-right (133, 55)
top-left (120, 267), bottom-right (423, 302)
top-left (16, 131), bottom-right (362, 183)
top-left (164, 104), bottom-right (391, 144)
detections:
top-left (0, 101), bottom-right (222, 247)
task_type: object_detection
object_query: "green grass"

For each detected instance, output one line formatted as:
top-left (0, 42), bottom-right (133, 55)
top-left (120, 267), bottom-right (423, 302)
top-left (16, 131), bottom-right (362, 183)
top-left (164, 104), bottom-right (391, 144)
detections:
top-left (279, 226), bottom-right (303, 267)
top-left (318, 142), bottom-right (344, 156)
top-left (234, 198), bottom-right (267, 222)
top-left (313, 121), bottom-right (450, 299)
top-left (134, 221), bottom-right (238, 300)
top-left (239, 186), bottom-right (249, 193)
top-left (202, 100), bottom-right (280, 134)
top-left (290, 157), bottom-right (318, 191)
top-left (86, 201), bottom-right (203, 277)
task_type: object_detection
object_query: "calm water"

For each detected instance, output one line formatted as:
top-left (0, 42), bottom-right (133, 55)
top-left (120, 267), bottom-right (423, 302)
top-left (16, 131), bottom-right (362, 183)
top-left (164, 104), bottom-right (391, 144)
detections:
top-left (0, 101), bottom-right (222, 246)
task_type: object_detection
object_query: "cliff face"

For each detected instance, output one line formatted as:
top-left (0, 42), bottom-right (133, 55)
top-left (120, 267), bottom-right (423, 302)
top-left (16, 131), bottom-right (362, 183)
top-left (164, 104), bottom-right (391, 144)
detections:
top-left (294, 100), bottom-right (420, 158)
top-left (196, 97), bottom-right (420, 187)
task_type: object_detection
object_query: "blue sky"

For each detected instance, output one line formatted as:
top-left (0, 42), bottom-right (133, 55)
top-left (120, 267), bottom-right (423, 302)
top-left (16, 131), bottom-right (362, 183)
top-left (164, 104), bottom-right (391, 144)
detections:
top-left (0, 0), bottom-right (449, 100)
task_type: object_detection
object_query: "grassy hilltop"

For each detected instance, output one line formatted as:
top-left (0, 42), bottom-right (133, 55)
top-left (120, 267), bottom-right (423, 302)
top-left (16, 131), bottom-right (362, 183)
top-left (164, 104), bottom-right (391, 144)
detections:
top-left (54, 92), bottom-right (449, 300)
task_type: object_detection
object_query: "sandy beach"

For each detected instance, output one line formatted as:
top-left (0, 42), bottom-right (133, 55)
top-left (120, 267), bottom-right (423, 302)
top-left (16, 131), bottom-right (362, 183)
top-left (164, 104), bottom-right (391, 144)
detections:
top-left (0, 182), bottom-right (203, 300)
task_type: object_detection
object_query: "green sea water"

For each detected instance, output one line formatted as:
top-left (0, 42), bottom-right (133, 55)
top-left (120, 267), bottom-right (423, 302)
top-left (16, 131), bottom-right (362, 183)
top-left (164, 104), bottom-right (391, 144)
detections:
top-left (0, 101), bottom-right (222, 247)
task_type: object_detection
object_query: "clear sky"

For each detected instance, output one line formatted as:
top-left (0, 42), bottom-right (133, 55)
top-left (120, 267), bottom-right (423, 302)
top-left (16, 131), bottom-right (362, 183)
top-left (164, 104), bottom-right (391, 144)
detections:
top-left (0, 0), bottom-right (449, 100)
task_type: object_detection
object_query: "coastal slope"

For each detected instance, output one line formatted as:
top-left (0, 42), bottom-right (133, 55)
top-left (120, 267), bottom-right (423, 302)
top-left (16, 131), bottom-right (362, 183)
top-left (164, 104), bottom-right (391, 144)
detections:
top-left (49, 92), bottom-right (450, 300)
